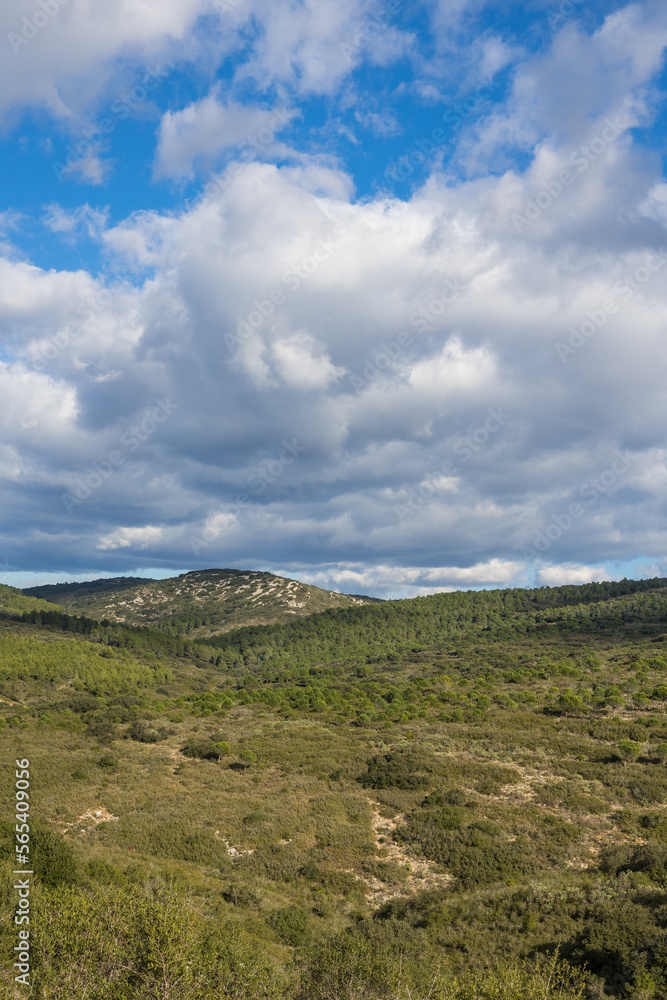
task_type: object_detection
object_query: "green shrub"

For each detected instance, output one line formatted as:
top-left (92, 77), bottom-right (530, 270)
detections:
top-left (358, 749), bottom-right (437, 790)
top-left (97, 752), bottom-right (118, 768)
top-left (567, 899), bottom-right (667, 994)
top-left (29, 880), bottom-right (285, 998)
top-left (87, 718), bottom-right (117, 743)
top-left (599, 844), bottom-right (667, 880)
top-left (268, 904), bottom-right (312, 946)
top-left (220, 881), bottom-right (261, 907)
top-left (0, 820), bottom-right (78, 887)
top-left (181, 738), bottom-right (224, 760)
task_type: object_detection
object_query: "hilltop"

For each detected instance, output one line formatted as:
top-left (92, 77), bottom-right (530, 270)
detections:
top-left (23, 568), bottom-right (381, 637)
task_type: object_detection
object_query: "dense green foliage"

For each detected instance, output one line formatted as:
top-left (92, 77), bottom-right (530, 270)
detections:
top-left (3, 574), bottom-right (667, 997)
top-left (200, 576), bottom-right (667, 670)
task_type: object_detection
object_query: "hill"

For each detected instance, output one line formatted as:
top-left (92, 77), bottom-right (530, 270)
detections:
top-left (3, 574), bottom-right (667, 998)
top-left (199, 575), bottom-right (667, 670)
top-left (23, 568), bottom-right (381, 637)
top-left (0, 582), bottom-right (66, 617)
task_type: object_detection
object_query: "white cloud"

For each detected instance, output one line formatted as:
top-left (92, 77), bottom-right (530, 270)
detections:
top-left (355, 108), bottom-right (402, 137)
top-left (154, 91), bottom-right (297, 179)
top-left (0, 5), bottom-right (666, 593)
top-left (0, 0), bottom-right (408, 130)
top-left (0, 0), bottom-right (210, 120)
top-left (292, 558), bottom-right (523, 597)
top-left (408, 336), bottom-right (497, 400)
top-left (456, 4), bottom-right (667, 174)
top-left (234, 0), bottom-right (410, 95)
top-left (1, 132), bottom-right (667, 583)
top-left (42, 204), bottom-right (109, 240)
top-left (98, 525), bottom-right (164, 550)
top-left (537, 565), bottom-right (612, 587)
top-left (271, 331), bottom-right (345, 391)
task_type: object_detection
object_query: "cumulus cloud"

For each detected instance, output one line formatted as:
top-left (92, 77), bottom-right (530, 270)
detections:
top-left (154, 91), bottom-right (298, 179)
top-left (98, 525), bottom-right (164, 550)
top-left (42, 204), bottom-right (109, 240)
top-left (455, 3), bottom-right (667, 174)
top-left (0, 3), bottom-right (665, 597)
top-left (289, 558), bottom-right (525, 598)
top-left (537, 565), bottom-right (612, 587)
top-left (0, 0), bottom-right (406, 129)
top-left (271, 331), bottom-right (346, 391)
top-left (0, 0), bottom-right (209, 120)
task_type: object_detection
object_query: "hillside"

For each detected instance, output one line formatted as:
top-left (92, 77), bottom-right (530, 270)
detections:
top-left (23, 568), bottom-right (381, 637)
top-left (0, 582), bottom-right (65, 617)
top-left (200, 575), bottom-right (667, 670)
top-left (4, 575), bottom-right (667, 998)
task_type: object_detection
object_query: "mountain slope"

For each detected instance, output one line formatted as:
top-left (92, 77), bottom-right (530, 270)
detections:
top-left (23, 568), bottom-right (381, 637)
top-left (5, 575), bottom-right (667, 997)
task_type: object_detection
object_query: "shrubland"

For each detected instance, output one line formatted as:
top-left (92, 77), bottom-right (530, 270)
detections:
top-left (2, 576), bottom-right (667, 997)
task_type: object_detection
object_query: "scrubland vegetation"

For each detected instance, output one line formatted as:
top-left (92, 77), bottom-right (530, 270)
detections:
top-left (3, 575), bottom-right (667, 997)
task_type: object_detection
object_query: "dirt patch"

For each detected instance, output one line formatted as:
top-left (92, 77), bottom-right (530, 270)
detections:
top-left (365, 801), bottom-right (451, 904)
top-left (214, 832), bottom-right (255, 859)
top-left (63, 807), bottom-right (119, 836)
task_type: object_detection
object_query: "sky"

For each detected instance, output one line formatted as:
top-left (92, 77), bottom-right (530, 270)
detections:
top-left (0, 0), bottom-right (666, 599)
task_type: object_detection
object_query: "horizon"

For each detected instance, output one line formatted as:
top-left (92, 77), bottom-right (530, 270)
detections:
top-left (8, 565), bottom-right (664, 603)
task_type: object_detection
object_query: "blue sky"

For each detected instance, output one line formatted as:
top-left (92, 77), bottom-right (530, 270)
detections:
top-left (0, 0), bottom-right (666, 598)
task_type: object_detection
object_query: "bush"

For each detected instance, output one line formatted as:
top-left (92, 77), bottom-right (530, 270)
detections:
top-left (567, 899), bottom-right (667, 994)
top-left (87, 718), bottom-right (117, 744)
top-left (453, 841), bottom-right (536, 889)
top-left (30, 880), bottom-right (285, 998)
top-left (220, 881), bottom-right (261, 907)
top-left (0, 820), bottom-right (79, 887)
top-left (181, 738), bottom-right (224, 760)
top-left (128, 720), bottom-right (170, 743)
top-left (268, 904), bottom-right (312, 946)
top-left (358, 750), bottom-right (437, 790)
top-left (599, 844), bottom-right (667, 880)
top-left (295, 925), bottom-right (587, 1000)
top-left (96, 753), bottom-right (118, 769)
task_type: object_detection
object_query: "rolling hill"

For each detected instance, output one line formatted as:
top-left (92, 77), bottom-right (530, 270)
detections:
top-left (4, 573), bottom-right (667, 997)
top-left (22, 568), bottom-right (381, 637)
